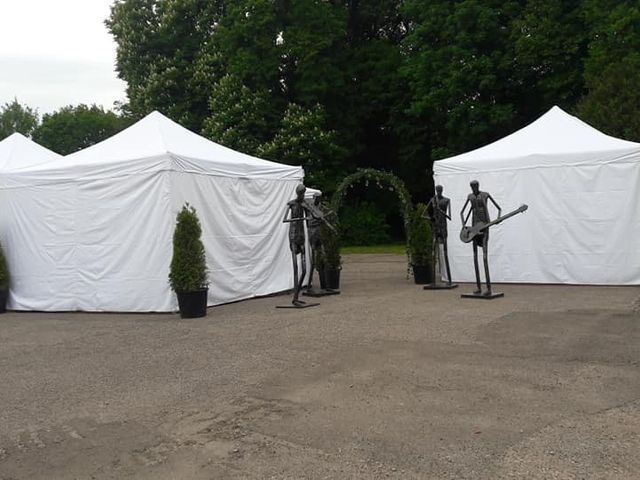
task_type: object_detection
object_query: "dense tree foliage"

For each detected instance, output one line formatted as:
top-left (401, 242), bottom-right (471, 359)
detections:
top-left (33, 105), bottom-right (131, 155)
top-left (577, 1), bottom-right (640, 139)
top-left (201, 74), bottom-right (273, 155)
top-left (258, 103), bottom-right (345, 190)
top-left (0, 99), bottom-right (39, 140)
top-left (105, 0), bottom-right (640, 200)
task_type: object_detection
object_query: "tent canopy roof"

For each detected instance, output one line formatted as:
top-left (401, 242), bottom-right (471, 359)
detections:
top-left (435, 106), bottom-right (640, 173)
top-left (0, 133), bottom-right (61, 171)
top-left (42, 111), bottom-right (302, 180)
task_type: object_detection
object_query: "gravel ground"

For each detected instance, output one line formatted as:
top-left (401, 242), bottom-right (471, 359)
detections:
top-left (0, 254), bottom-right (638, 479)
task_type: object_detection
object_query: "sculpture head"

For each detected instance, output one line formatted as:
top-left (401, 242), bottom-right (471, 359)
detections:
top-left (313, 192), bottom-right (322, 205)
top-left (435, 185), bottom-right (443, 197)
top-left (470, 180), bottom-right (479, 195)
top-left (295, 184), bottom-right (306, 200)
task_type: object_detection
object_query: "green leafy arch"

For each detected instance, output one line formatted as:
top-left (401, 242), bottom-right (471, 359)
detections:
top-left (330, 168), bottom-right (414, 267)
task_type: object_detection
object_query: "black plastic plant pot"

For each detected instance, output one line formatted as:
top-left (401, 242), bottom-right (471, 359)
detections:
top-left (0, 288), bottom-right (7, 313)
top-left (318, 268), bottom-right (327, 290)
top-left (176, 288), bottom-right (208, 318)
top-left (412, 264), bottom-right (433, 285)
top-left (324, 267), bottom-right (341, 290)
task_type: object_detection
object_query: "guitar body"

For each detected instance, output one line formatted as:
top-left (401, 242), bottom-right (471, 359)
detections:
top-left (459, 204), bottom-right (528, 244)
top-left (460, 224), bottom-right (485, 243)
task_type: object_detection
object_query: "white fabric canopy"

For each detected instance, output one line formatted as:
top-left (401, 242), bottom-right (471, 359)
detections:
top-left (0, 133), bottom-right (61, 171)
top-left (0, 111), bottom-right (305, 311)
top-left (434, 106), bottom-right (640, 285)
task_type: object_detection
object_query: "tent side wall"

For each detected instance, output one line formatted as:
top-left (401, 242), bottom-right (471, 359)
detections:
top-left (1, 166), bottom-right (175, 311)
top-left (1, 167), bottom-right (300, 312)
top-left (169, 169), bottom-right (298, 307)
top-left (434, 154), bottom-right (640, 285)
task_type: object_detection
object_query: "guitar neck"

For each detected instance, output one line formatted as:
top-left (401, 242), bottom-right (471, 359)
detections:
top-left (482, 206), bottom-right (527, 229)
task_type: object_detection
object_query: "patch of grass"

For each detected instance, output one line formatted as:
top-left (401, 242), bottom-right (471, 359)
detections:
top-left (341, 243), bottom-right (406, 255)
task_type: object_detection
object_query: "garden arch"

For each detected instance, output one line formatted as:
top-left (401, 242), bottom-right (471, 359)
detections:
top-left (330, 168), bottom-right (414, 268)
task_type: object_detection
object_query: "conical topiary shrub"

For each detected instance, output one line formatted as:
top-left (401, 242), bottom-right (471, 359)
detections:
top-left (0, 242), bottom-right (9, 313)
top-left (316, 212), bottom-right (341, 290)
top-left (169, 204), bottom-right (208, 318)
top-left (408, 203), bottom-right (434, 284)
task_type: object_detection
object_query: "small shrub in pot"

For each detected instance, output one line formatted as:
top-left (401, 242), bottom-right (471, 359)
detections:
top-left (317, 218), bottom-right (341, 290)
top-left (408, 203), bottom-right (433, 284)
top-left (169, 204), bottom-right (209, 318)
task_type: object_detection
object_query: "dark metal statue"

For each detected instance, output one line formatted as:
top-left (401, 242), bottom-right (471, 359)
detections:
top-left (423, 185), bottom-right (457, 289)
top-left (278, 184), bottom-right (335, 308)
top-left (305, 193), bottom-right (339, 296)
top-left (459, 180), bottom-right (502, 298)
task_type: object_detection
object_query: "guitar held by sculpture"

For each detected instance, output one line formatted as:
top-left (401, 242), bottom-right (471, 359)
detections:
top-left (459, 204), bottom-right (528, 243)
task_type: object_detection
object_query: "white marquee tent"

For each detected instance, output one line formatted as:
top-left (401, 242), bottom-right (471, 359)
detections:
top-left (0, 111), bottom-right (305, 311)
top-left (0, 132), bottom-right (61, 171)
top-left (434, 106), bottom-right (640, 285)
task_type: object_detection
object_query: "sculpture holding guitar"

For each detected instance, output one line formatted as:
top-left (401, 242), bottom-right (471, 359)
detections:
top-left (460, 204), bottom-right (528, 243)
top-left (459, 180), bottom-right (528, 299)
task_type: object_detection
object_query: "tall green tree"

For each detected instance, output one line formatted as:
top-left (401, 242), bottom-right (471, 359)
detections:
top-left (577, 1), bottom-right (640, 140)
top-left (106, 0), bottom-right (408, 187)
top-left (106, 0), bottom-right (224, 129)
top-left (511, 0), bottom-right (588, 120)
top-left (107, 0), bottom-right (629, 205)
top-left (402, 0), bottom-right (523, 161)
top-left (33, 105), bottom-right (131, 155)
top-left (576, 55), bottom-right (640, 141)
top-left (0, 99), bottom-right (39, 140)
top-left (258, 103), bottom-right (345, 192)
top-left (213, 0), bottom-right (282, 92)
top-left (201, 74), bottom-right (274, 155)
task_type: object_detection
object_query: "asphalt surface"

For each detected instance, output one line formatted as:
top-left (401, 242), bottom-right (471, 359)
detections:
top-left (0, 254), bottom-right (638, 479)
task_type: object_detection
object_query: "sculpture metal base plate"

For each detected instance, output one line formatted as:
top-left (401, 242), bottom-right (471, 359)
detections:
top-left (461, 292), bottom-right (504, 300)
top-left (276, 301), bottom-right (320, 309)
top-left (423, 283), bottom-right (458, 290)
top-left (303, 288), bottom-right (341, 297)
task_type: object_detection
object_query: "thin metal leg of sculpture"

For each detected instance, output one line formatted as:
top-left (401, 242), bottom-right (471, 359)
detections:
top-left (296, 246), bottom-right (307, 304)
top-left (443, 240), bottom-right (452, 285)
top-left (482, 235), bottom-right (492, 295)
top-left (291, 249), bottom-right (302, 304)
top-left (307, 246), bottom-right (315, 290)
top-left (432, 241), bottom-right (439, 284)
top-left (473, 243), bottom-right (482, 294)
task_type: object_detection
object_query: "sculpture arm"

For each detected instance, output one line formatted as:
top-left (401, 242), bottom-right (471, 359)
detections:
top-left (303, 203), bottom-right (336, 233)
top-left (282, 204), bottom-right (291, 223)
top-left (445, 200), bottom-right (452, 221)
top-left (460, 198), bottom-right (470, 225)
top-left (283, 203), bottom-right (308, 223)
top-left (424, 198), bottom-right (434, 220)
top-left (322, 217), bottom-right (337, 234)
top-left (488, 194), bottom-right (502, 218)
top-left (315, 207), bottom-right (337, 234)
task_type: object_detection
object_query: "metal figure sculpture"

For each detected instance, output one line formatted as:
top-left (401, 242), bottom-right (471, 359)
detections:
top-left (304, 193), bottom-right (339, 296)
top-left (279, 184), bottom-right (335, 308)
top-left (459, 180), bottom-right (502, 298)
top-left (423, 185), bottom-right (457, 289)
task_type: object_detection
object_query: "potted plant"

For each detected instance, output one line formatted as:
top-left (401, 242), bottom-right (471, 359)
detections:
top-left (318, 220), bottom-right (342, 290)
top-left (0, 242), bottom-right (8, 313)
top-left (408, 203), bottom-right (433, 284)
top-left (169, 204), bottom-right (209, 318)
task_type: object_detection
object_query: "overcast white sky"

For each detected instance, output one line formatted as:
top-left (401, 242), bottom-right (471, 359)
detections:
top-left (0, 0), bottom-right (127, 115)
